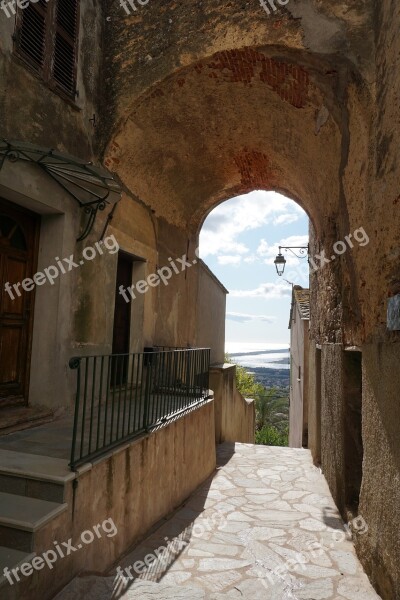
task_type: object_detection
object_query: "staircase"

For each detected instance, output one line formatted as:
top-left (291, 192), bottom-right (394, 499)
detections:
top-left (0, 449), bottom-right (72, 597)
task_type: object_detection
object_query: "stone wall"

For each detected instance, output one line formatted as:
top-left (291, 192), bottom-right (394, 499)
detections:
top-left (356, 344), bottom-right (400, 598)
top-left (316, 338), bottom-right (400, 597)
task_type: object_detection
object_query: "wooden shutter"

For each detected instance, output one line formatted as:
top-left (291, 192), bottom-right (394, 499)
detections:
top-left (52, 0), bottom-right (79, 96)
top-left (16, 1), bottom-right (49, 70)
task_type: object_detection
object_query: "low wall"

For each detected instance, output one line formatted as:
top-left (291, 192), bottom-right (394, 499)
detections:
top-left (210, 364), bottom-right (255, 444)
top-left (8, 400), bottom-right (216, 600)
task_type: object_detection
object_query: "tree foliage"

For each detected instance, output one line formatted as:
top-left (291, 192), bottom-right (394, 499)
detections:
top-left (225, 353), bottom-right (289, 447)
top-left (255, 425), bottom-right (288, 446)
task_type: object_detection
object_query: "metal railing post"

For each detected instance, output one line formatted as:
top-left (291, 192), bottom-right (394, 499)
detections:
top-left (69, 357), bottom-right (82, 470)
top-left (143, 353), bottom-right (152, 431)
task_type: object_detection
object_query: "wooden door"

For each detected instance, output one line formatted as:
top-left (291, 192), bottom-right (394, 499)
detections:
top-left (0, 199), bottom-right (39, 405)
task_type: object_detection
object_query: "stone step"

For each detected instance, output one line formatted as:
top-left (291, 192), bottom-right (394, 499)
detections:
top-left (0, 474), bottom-right (64, 504)
top-left (0, 546), bottom-right (35, 587)
top-left (0, 406), bottom-right (54, 437)
top-left (0, 492), bottom-right (68, 552)
top-left (0, 450), bottom-right (74, 503)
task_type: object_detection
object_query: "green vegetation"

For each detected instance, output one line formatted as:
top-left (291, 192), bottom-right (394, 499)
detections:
top-left (255, 425), bottom-right (288, 447)
top-left (225, 354), bottom-right (289, 447)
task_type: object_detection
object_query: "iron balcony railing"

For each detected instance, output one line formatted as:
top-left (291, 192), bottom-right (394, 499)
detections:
top-left (68, 347), bottom-right (211, 470)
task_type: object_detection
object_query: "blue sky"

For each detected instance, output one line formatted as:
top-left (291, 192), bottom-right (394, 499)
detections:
top-left (199, 191), bottom-right (309, 345)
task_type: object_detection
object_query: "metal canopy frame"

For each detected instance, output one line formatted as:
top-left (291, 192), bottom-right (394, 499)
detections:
top-left (0, 140), bottom-right (122, 241)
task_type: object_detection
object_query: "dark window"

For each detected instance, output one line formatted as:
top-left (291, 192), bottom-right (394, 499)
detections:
top-left (15, 0), bottom-right (79, 98)
top-left (0, 216), bottom-right (28, 251)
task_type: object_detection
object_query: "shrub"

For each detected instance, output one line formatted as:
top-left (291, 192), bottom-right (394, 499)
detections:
top-left (255, 425), bottom-right (289, 447)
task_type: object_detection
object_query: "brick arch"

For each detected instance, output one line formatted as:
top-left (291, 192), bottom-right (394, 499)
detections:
top-left (103, 36), bottom-right (373, 347)
top-left (103, 0), bottom-right (374, 243)
top-left (104, 44), bottom-right (348, 236)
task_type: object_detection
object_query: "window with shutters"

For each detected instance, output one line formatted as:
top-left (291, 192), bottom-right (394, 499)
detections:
top-left (14, 0), bottom-right (79, 99)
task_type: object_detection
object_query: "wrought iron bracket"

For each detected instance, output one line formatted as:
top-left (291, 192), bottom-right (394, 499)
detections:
top-left (279, 245), bottom-right (309, 259)
top-left (0, 140), bottom-right (122, 241)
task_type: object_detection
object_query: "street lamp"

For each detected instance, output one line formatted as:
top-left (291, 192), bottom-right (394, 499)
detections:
top-left (274, 245), bottom-right (309, 276)
top-left (274, 252), bottom-right (287, 276)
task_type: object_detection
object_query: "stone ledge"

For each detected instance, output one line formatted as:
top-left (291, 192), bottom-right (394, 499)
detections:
top-left (0, 406), bottom-right (55, 437)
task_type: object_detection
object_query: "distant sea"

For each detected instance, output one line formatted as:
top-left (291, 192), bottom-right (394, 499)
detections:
top-left (225, 342), bottom-right (290, 370)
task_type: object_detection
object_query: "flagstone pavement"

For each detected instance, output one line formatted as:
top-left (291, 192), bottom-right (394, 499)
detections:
top-left (55, 443), bottom-right (381, 600)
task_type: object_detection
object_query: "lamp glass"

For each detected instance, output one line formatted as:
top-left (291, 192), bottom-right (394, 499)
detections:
top-left (274, 253), bottom-right (286, 276)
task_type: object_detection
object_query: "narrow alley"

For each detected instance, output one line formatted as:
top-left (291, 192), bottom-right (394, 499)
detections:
top-left (56, 443), bottom-right (380, 600)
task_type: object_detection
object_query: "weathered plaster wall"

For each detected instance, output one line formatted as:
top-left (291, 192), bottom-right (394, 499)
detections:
top-left (347, 2), bottom-right (400, 597)
top-left (0, 0), bottom-right (103, 161)
top-left (307, 341), bottom-right (322, 465)
top-left (210, 364), bottom-right (255, 445)
top-left (320, 344), bottom-right (345, 512)
top-left (72, 192), bottom-right (158, 355)
top-left (357, 347), bottom-right (400, 599)
top-left (196, 260), bottom-right (227, 364)
top-left (0, 0), bottom-right (112, 411)
top-left (150, 220), bottom-right (200, 348)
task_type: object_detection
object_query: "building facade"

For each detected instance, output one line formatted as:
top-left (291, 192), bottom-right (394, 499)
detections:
top-left (288, 287), bottom-right (309, 449)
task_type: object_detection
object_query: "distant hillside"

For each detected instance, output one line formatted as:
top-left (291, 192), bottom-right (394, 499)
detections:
top-left (244, 366), bottom-right (290, 391)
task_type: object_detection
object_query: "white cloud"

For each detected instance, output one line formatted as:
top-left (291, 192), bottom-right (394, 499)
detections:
top-left (200, 191), bottom-right (304, 258)
top-left (226, 312), bottom-right (276, 323)
top-left (279, 235), bottom-right (310, 248)
top-left (257, 239), bottom-right (270, 255)
top-left (273, 213), bottom-right (300, 226)
top-left (257, 234), bottom-right (309, 266)
top-left (217, 255), bottom-right (242, 266)
top-left (243, 256), bottom-right (257, 264)
top-left (230, 281), bottom-right (292, 299)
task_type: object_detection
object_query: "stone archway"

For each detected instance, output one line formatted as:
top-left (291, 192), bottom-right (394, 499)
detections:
top-left (99, 4), bottom-right (400, 597)
top-left (104, 43), bottom-right (345, 235)
top-left (103, 32), bottom-right (372, 345)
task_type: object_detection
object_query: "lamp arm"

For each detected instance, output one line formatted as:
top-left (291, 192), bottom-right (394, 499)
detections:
top-left (280, 245), bottom-right (309, 259)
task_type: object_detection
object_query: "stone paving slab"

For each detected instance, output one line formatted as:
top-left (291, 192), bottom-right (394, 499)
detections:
top-left (55, 443), bottom-right (381, 600)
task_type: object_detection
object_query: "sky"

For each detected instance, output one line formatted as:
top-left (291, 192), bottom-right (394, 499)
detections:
top-left (199, 191), bottom-right (309, 346)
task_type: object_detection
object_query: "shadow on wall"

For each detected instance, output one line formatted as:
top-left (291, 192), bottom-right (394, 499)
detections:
top-left (109, 443), bottom-right (237, 599)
